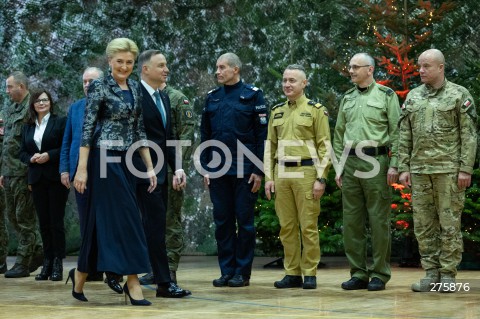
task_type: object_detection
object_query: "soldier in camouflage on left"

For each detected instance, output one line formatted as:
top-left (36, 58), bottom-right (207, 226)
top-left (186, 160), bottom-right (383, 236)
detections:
top-left (0, 106), bottom-right (8, 274)
top-left (398, 49), bottom-right (478, 292)
top-left (0, 71), bottom-right (43, 278)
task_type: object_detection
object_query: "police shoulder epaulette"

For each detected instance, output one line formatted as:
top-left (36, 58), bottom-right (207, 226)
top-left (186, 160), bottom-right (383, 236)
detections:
top-left (271, 102), bottom-right (284, 110)
top-left (379, 86), bottom-right (394, 95)
top-left (245, 84), bottom-right (260, 92)
top-left (207, 87), bottom-right (221, 95)
top-left (308, 100), bottom-right (323, 109)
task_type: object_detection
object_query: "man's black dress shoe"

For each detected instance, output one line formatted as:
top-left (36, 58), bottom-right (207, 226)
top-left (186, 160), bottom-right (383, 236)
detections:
top-left (139, 272), bottom-right (154, 285)
top-left (4, 263), bottom-right (29, 278)
top-left (274, 275), bottom-right (303, 288)
top-left (303, 276), bottom-right (317, 289)
top-left (367, 277), bottom-right (385, 291)
top-left (156, 282), bottom-right (192, 298)
top-left (341, 277), bottom-right (368, 290)
top-left (105, 272), bottom-right (123, 294)
top-left (228, 274), bottom-right (250, 287)
top-left (213, 274), bottom-right (233, 287)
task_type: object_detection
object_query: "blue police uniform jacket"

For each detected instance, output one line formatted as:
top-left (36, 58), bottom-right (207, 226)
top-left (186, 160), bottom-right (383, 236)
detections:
top-left (200, 80), bottom-right (268, 176)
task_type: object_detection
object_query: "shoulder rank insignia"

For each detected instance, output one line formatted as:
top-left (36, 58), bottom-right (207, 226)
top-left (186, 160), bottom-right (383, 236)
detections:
top-left (345, 87), bottom-right (356, 94)
top-left (308, 100), bottom-right (323, 109)
top-left (245, 84), bottom-right (260, 91)
top-left (379, 86), bottom-right (394, 95)
top-left (271, 102), bottom-right (284, 110)
top-left (207, 87), bottom-right (220, 95)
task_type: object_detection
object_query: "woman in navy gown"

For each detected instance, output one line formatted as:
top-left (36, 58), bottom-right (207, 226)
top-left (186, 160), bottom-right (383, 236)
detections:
top-left (68, 38), bottom-right (157, 306)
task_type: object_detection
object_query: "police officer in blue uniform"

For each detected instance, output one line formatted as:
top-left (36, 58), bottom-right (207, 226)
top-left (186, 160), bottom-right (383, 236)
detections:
top-left (200, 52), bottom-right (268, 287)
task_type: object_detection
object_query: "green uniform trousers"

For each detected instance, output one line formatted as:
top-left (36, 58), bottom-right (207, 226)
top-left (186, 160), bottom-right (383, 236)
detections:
top-left (166, 171), bottom-right (185, 271)
top-left (411, 173), bottom-right (464, 276)
top-left (3, 176), bottom-right (42, 266)
top-left (342, 155), bottom-right (391, 283)
top-left (275, 165), bottom-right (320, 276)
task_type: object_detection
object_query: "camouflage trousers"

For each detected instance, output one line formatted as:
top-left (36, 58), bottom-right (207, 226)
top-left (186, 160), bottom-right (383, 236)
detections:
top-left (0, 187), bottom-right (8, 263)
top-left (166, 171), bottom-right (185, 271)
top-left (3, 176), bottom-right (42, 266)
top-left (411, 173), bottom-right (464, 276)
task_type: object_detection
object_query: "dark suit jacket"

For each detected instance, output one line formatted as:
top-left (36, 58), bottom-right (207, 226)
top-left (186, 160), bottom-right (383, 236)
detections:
top-left (133, 84), bottom-right (176, 185)
top-left (20, 114), bottom-right (67, 184)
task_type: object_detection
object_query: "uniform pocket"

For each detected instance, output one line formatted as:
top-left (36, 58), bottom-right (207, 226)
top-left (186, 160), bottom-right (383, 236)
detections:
top-left (294, 114), bottom-right (314, 139)
top-left (434, 103), bottom-right (457, 133)
top-left (234, 104), bottom-right (254, 133)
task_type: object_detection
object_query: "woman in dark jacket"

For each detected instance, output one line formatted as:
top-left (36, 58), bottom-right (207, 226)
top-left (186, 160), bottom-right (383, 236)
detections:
top-left (20, 89), bottom-right (68, 281)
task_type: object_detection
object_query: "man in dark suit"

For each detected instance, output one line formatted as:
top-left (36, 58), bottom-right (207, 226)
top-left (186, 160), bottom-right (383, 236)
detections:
top-left (134, 49), bottom-right (190, 298)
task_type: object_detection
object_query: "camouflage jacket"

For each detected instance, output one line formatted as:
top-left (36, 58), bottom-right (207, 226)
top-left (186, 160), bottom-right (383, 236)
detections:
top-left (0, 93), bottom-right (30, 177)
top-left (162, 85), bottom-right (195, 165)
top-left (398, 79), bottom-right (477, 174)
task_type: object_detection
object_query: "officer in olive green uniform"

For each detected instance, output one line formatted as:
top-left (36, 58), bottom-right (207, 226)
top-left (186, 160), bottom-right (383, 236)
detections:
top-left (0, 109), bottom-right (8, 274)
top-left (264, 65), bottom-right (330, 290)
top-left (398, 49), bottom-right (477, 292)
top-left (1, 71), bottom-right (42, 278)
top-left (162, 85), bottom-right (194, 283)
top-left (334, 53), bottom-right (400, 291)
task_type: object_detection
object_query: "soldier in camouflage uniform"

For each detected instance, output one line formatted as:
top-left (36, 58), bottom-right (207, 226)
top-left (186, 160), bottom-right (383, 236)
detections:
top-left (0, 108), bottom-right (8, 274)
top-left (162, 84), bottom-right (194, 284)
top-left (334, 53), bottom-right (400, 291)
top-left (139, 53), bottom-right (195, 285)
top-left (0, 71), bottom-right (43, 278)
top-left (398, 49), bottom-right (477, 292)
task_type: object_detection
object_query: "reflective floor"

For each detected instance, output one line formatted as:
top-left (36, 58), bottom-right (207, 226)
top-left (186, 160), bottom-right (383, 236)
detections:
top-left (0, 256), bottom-right (478, 319)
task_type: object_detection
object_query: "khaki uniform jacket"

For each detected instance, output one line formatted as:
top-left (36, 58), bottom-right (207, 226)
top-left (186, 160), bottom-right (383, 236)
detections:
top-left (264, 95), bottom-right (331, 181)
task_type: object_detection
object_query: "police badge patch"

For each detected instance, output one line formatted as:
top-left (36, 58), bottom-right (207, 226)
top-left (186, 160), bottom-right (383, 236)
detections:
top-left (259, 114), bottom-right (267, 125)
top-left (185, 110), bottom-right (193, 118)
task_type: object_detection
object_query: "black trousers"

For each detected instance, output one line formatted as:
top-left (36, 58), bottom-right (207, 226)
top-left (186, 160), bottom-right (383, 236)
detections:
top-left (31, 178), bottom-right (69, 259)
top-left (136, 181), bottom-right (171, 284)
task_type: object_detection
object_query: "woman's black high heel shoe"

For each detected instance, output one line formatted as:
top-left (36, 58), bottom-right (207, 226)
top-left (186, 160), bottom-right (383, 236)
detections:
top-left (65, 268), bottom-right (88, 302)
top-left (123, 283), bottom-right (151, 306)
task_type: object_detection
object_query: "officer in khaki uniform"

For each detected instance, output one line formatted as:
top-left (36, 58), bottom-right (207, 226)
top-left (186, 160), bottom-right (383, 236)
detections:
top-left (264, 64), bottom-right (330, 289)
top-left (334, 53), bottom-right (400, 291)
top-left (162, 85), bottom-right (194, 283)
top-left (0, 108), bottom-right (8, 274)
top-left (398, 49), bottom-right (477, 292)
top-left (0, 71), bottom-right (43, 278)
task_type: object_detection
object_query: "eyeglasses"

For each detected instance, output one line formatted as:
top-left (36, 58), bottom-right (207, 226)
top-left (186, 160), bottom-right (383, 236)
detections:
top-left (349, 65), bottom-right (371, 71)
top-left (34, 98), bottom-right (50, 104)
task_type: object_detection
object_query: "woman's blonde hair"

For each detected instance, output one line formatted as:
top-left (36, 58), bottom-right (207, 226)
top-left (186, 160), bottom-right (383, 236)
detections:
top-left (105, 38), bottom-right (139, 59)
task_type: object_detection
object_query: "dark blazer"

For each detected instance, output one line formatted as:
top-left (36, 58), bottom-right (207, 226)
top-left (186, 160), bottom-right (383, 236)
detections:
top-left (81, 74), bottom-right (147, 151)
top-left (20, 114), bottom-right (67, 184)
top-left (133, 84), bottom-right (176, 185)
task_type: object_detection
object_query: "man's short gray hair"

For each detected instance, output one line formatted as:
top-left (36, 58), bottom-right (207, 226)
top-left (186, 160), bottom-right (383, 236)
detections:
top-left (9, 71), bottom-right (29, 89)
top-left (218, 52), bottom-right (242, 71)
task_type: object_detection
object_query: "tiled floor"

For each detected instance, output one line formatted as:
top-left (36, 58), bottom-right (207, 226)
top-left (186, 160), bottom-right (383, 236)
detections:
top-left (0, 255), bottom-right (478, 319)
